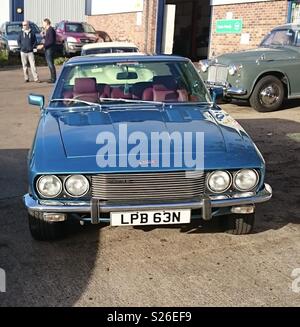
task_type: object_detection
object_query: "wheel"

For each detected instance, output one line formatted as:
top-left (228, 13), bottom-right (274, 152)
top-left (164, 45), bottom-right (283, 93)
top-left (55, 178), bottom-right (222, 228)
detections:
top-left (223, 213), bottom-right (255, 235)
top-left (249, 75), bottom-right (284, 112)
top-left (28, 211), bottom-right (66, 241)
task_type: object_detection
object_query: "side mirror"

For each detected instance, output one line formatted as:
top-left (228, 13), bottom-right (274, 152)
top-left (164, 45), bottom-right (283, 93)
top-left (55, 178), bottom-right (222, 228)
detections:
top-left (28, 94), bottom-right (45, 109)
top-left (210, 86), bottom-right (224, 103)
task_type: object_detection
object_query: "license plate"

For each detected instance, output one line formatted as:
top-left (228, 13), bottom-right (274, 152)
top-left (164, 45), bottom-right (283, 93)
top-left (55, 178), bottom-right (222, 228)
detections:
top-left (111, 210), bottom-right (191, 227)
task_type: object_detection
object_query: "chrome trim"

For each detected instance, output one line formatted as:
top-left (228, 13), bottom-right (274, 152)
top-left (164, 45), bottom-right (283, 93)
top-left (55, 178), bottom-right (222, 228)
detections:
top-left (24, 184), bottom-right (272, 223)
top-left (225, 87), bottom-right (247, 96)
top-left (205, 81), bottom-right (247, 97)
top-left (91, 171), bottom-right (206, 201)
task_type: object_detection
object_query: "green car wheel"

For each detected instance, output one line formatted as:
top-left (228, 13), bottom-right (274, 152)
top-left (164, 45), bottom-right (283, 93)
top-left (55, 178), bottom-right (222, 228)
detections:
top-left (250, 75), bottom-right (284, 112)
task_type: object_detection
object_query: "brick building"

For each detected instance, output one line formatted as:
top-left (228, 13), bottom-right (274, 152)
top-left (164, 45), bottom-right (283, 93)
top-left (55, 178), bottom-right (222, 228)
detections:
top-left (86, 0), bottom-right (300, 60)
top-left (209, 0), bottom-right (289, 57)
top-left (4, 0), bottom-right (299, 59)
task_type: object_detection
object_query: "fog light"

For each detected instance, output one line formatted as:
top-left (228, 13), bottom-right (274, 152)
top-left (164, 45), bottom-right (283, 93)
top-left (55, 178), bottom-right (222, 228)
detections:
top-left (231, 206), bottom-right (255, 214)
top-left (43, 213), bottom-right (67, 222)
top-left (232, 192), bottom-right (255, 198)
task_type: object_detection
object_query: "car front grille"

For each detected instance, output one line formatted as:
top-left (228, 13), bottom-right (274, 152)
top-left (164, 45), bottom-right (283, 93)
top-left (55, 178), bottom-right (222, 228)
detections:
top-left (80, 39), bottom-right (92, 44)
top-left (91, 171), bottom-right (206, 202)
top-left (207, 65), bottom-right (228, 84)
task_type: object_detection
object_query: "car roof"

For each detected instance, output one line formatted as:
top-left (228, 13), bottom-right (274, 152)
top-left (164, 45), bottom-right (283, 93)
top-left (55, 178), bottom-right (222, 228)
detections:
top-left (66, 54), bottom-right (189, 65)
top-left (5, 21), bottom-right (35, 25)
top-left (272, 23), bottom-right (300, 31)
top-left (82, 41), bottom-right (138, 51)
top-left (59, 20), bottom-right (86, 24)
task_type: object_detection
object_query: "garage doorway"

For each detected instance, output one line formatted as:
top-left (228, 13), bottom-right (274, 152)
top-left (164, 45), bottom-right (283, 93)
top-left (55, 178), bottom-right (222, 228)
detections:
top-left (165, 0), bottom-right (211, 60)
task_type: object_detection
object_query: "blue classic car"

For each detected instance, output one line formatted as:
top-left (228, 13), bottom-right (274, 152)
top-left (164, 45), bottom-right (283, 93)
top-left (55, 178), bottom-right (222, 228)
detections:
top-left (24, 54), bottom-right (272, 240)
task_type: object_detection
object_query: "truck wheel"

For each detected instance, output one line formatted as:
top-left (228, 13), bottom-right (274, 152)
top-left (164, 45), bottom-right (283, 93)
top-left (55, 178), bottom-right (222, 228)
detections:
top-left (250, 75), bottom-right (284, 112)
top-left (28, 211), bottom-right (66, 241)
top-left (223, 213), bottom-right (255, 235)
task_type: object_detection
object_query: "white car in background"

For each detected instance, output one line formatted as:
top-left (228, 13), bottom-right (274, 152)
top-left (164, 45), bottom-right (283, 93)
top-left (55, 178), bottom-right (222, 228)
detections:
top-left (81, 42), bottom-right (139, 56)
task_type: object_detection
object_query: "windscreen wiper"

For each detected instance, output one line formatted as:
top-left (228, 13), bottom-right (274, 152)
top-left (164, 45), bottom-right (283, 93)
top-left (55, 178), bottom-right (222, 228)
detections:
top-left (50, 98), bottom-right (102, 109)
top-left (99, 97), bottom-right (164, 106)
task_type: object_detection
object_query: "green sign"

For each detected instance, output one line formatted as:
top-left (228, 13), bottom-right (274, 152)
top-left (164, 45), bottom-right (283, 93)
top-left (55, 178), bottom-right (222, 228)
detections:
top-left (216, 19), bottom-right (243, 34)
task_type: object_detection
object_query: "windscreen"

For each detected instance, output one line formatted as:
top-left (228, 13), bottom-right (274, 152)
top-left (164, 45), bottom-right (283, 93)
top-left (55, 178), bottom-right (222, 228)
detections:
top-left (52, 60), bottom-right (210, 106)
top-left (261, 29), bottom-right (296, 47)
top-left (65, 23), bottom-right (96, 34)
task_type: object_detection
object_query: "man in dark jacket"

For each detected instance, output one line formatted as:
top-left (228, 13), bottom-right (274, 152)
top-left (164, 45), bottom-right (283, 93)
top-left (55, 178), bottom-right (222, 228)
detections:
top-left (40, 18), bottom-right (57, 83)
top-left (17, 21), bottom-right (40, 83)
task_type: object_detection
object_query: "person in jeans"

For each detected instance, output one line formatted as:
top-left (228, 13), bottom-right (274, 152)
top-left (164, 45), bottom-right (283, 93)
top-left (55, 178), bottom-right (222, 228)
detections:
top-left (17, 21), bottom-right (40, 83)
top-left (40, 18), bottom-right (57, 83)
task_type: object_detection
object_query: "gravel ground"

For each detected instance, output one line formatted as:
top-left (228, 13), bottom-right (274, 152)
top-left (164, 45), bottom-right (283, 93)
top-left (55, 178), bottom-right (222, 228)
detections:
top-left (0, 67), bottom-right (299, 307)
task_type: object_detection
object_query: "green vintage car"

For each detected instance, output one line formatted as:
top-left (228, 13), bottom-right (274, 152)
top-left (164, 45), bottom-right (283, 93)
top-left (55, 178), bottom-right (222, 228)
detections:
top-left (199, 24), bottom-right (300, 112)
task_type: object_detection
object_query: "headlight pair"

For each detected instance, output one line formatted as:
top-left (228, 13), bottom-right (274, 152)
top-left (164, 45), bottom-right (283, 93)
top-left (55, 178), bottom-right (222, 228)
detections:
top-left (36, 175), bottom-right (89, 198)
top-left (207, 169), bottom-right (259, 194)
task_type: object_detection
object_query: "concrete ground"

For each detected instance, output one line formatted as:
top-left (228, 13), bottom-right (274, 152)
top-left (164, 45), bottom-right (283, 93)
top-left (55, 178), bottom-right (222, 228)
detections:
top-left (0, 67), bottom-right (299, 307)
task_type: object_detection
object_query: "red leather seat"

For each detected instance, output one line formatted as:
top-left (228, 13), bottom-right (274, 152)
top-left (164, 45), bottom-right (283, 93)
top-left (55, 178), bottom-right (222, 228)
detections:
top-left (111, 87), bottom-right (132, 99)
top-left (97, 83), bottom-right (111, 98)
top-left (132, 82), bottom-right (152, 100)
top-left (73, 78), bottom-right (99, 103)
top-left (152, 76), bottom-right (179, 102)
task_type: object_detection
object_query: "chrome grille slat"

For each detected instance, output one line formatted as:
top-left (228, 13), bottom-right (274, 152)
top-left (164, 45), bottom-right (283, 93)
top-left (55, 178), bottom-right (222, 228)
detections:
top-left (92, 171), bottom-right (206, 202)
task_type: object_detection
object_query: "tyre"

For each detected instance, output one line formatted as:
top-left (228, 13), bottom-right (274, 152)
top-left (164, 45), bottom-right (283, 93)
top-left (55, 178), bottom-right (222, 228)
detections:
top-left (28, 211), bottom-right (66, 241)
top-left (249, 75), bottom-right (284, 112)
top-left (223, 213), bottom-right (255, 235)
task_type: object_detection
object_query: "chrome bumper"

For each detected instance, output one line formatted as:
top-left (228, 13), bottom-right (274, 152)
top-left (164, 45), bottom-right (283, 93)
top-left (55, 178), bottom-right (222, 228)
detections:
top-left (24, 184), bottom-right (272, 224)
top-left (205, 81), bottom-right (247, 97)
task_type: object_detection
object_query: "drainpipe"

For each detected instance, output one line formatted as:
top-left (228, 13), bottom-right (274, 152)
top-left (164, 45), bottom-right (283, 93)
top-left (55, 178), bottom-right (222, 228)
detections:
top-left (144, 0), bottom-right (150, 53)
top-left (287, 0), bottom-right (293, 23)
top-left (155, 0), bottom-right (165, 54)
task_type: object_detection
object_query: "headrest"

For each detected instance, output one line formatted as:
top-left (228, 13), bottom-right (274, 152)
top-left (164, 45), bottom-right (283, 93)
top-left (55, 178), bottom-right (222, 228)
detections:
top-left (74, 78), bottom-right (97, 93)
top-left (153, 76), bottom-right (177, 91)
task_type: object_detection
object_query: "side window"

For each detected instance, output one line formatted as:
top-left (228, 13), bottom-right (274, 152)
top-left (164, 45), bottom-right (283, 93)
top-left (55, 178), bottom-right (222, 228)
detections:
top-left (58, 22), bottom-right (64, 31)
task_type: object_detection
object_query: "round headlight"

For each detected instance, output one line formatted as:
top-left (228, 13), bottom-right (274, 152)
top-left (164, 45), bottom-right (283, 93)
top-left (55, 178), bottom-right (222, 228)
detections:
top-left (234, 169), bottom-right (259, 191)
top-left (207, 171), bottom-right (232, 193)
top-left (37, 175), bottom-right (62, 198)
top-left (65, 175), bottom-right (89, 197)
top-left (200, 60), bottom-right (210, 73)
top-left (228, 64), bottom-right (238, 76)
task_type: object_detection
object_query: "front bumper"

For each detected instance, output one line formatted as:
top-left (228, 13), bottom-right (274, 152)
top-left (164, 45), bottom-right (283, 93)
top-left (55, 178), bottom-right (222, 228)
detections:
top-left (205, 81), bottom-right (247, 97)
top-left (24, 184), bottom-right (272, 224)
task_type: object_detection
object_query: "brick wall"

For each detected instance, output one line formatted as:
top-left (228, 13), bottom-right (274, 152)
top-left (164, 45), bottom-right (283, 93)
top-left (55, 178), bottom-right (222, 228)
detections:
top-left (209, 0), bottom-right (288, 57)
top-left (87, 0), bottom-right (158, 53)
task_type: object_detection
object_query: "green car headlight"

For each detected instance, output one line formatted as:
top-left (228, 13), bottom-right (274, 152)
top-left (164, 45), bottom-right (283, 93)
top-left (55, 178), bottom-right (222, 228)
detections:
top-left (199, 60), bottom-right (210, 73)
top-left (36, 175), bottom-right (62, 198)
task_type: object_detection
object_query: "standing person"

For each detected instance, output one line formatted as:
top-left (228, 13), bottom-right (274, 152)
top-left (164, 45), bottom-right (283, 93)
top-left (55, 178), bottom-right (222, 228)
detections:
top-left (18, 21), bottom-right (40, 83)
top-left (40, 18), bottom-right (57, 83)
